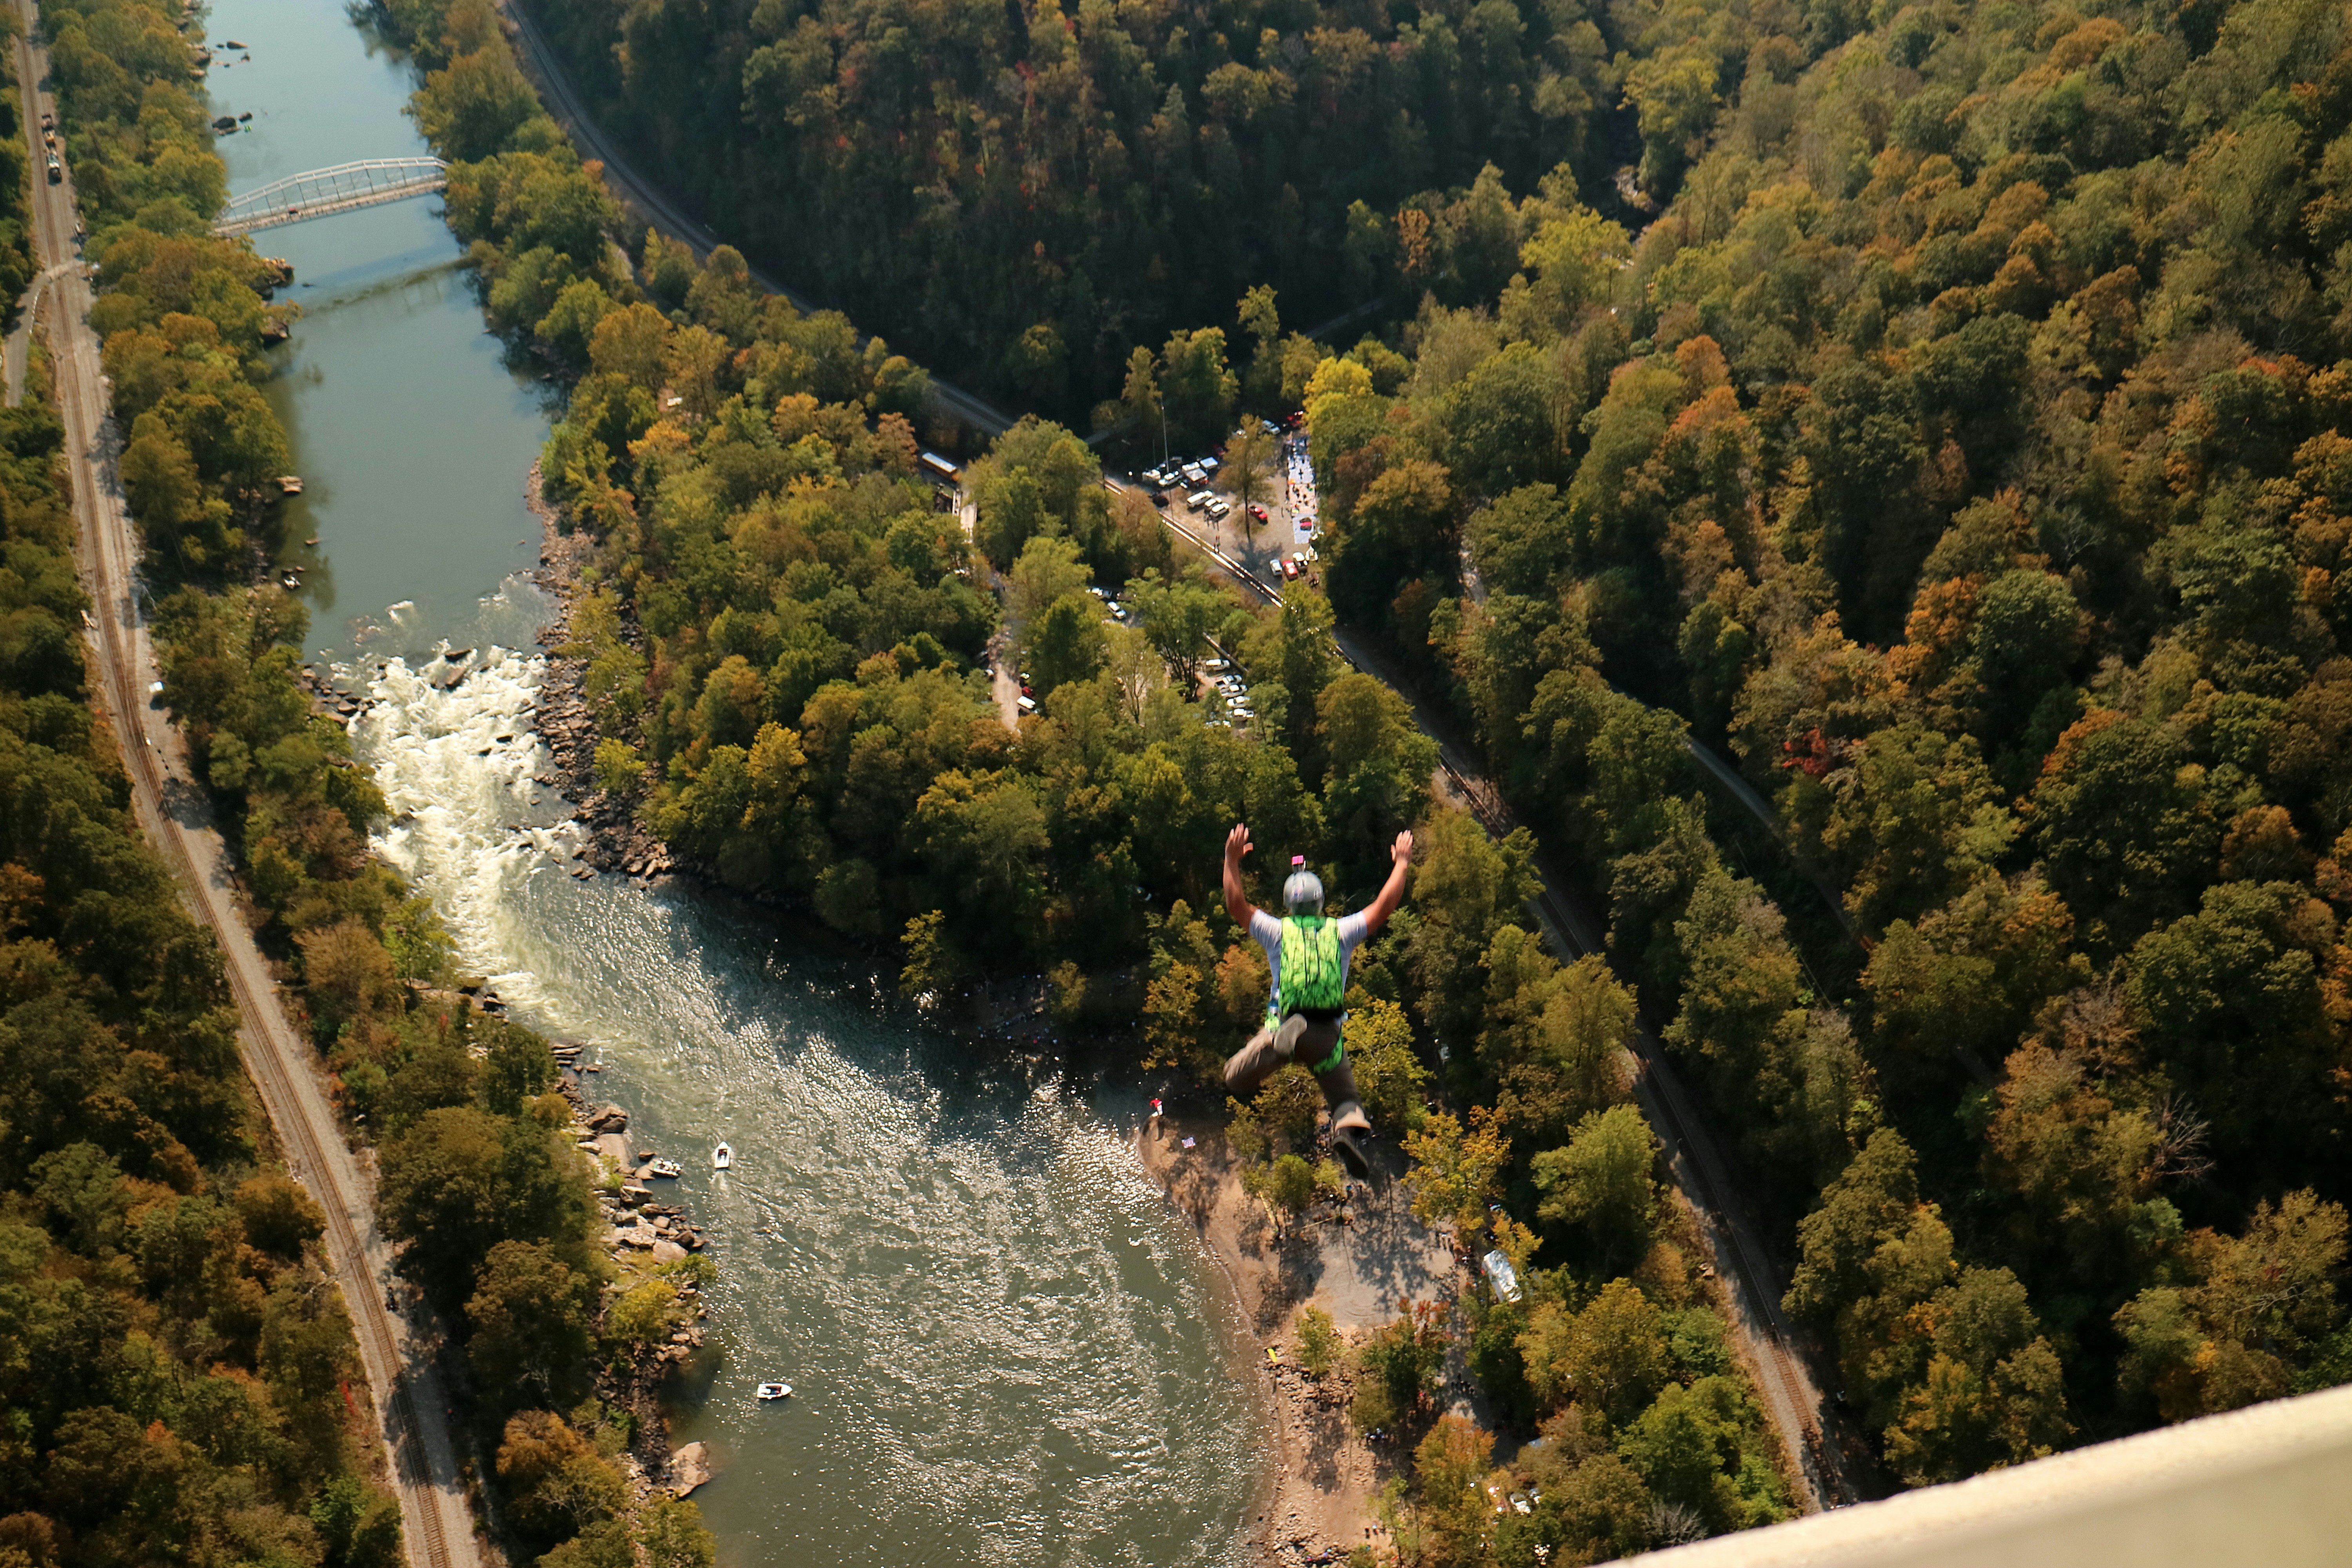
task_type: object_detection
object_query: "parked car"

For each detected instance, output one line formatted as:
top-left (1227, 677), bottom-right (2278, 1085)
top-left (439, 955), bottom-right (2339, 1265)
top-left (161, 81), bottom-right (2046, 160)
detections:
top-left (1248, 503), bottom-right (1269, 524)
top-left (1207, 497), bottom-right (1232, 519)
top-left (46, 157), bottom-right (61, 183)
top-left (1281, 557), bottom-right (1301, 580)
top-left (1185, 489), bottom-right (1214, 511)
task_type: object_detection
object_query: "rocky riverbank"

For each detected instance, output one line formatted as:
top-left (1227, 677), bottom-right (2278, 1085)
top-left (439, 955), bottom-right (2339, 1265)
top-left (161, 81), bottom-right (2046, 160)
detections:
top-left (523, 463), bottom-right (683, 882)
top-left (552, 1047), bottom-right (724, 1501)
top-left (1134, 1106), bottom-right (1474, 1565)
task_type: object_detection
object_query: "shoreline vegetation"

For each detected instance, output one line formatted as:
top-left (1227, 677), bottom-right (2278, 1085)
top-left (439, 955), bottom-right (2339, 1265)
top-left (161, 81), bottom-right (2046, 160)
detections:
top-left (42, 0), bottom-right (2352, 1550)
top-left (387, 0), bottom-right (1817, 1558)
top-left (41, 0), bottom-right (730, 1563)
top-left (405, 0), bottom-right (1806, 1561)
top-left (487, 0), bottom-right (2352, 1540)
top-left (0, 24), bottom-right (412, 1556)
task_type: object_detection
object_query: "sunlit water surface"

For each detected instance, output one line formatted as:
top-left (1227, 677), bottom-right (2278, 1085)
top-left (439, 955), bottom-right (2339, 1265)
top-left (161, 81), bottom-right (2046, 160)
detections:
top-left (203, 0), bottom-right (1268, 1557)
top-left (350, 651), bottom-right (1265, 1564)
top-left (209, 0), bottom-right (555, 665)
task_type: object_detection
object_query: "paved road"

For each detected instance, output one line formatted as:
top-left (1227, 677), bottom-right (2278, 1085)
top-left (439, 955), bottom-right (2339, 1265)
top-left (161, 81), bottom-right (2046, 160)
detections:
top-left (13, 11), bottom-right (483, 1567)
top-left (494, 0), bottom-right (1014, 441)
top-left (2, 261), bottom-right (67, 406)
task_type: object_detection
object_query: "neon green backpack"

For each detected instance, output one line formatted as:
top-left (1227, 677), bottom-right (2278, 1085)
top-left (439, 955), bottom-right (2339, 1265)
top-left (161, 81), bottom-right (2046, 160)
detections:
top-left (1277, 915), bottom-right (1345, 1014)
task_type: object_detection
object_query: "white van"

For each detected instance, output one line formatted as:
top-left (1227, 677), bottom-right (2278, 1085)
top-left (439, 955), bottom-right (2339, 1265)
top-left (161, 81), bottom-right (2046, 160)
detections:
top-left (1185, 489), bottom-right (1214, 512)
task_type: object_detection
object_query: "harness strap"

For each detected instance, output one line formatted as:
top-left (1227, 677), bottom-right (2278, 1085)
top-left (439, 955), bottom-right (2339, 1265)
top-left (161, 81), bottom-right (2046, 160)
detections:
top-left (1308, 1038), bottom-right (1346, 1076)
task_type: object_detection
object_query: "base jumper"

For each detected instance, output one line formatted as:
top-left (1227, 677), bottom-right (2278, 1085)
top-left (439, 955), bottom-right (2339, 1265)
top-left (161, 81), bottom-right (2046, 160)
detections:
top-left (1220, 822), bottom-right (1414, 1179)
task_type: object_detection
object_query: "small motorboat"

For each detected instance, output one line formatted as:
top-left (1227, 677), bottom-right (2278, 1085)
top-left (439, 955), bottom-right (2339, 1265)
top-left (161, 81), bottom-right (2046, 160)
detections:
top-left (648, 1158), bottom-right (681, 1179)
top-left (712, 1142), bottom-right (733, 1171)
top-left (755, 1382), bottom-right (791, 1401)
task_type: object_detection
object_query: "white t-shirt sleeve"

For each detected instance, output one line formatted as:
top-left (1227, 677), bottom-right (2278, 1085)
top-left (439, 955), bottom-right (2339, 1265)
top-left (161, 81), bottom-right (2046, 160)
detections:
top-left (1250, 909), bottom-right (1283, 954)
top-left (1336, 911), bottom-right (1370, 952)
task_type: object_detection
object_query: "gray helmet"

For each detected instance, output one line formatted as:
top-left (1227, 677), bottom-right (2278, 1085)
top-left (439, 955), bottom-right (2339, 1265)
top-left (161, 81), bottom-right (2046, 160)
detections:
top-left (1283, 860), bottom-right (1325, 915)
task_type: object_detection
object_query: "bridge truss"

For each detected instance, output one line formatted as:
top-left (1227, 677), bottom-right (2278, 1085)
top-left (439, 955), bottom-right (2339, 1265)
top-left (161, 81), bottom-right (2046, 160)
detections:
top-left (214, 158), bottom-right (450, 237)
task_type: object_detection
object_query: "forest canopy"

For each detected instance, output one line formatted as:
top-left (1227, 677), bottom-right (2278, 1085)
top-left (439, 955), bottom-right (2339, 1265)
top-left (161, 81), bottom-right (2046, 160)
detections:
top-left (436, 0), bottom-right (2352, 1519)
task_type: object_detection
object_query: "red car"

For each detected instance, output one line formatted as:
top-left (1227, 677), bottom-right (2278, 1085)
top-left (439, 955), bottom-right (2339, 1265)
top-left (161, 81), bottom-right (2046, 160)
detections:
top-left (1281, 558), bottom-right (1301, 581)
top-left (1248, 503), bottom-right (1269, 524)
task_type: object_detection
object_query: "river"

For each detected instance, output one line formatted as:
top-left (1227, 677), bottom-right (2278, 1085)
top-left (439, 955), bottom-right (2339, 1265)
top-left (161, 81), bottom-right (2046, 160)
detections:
top-left (204, 2), bottom-right (1268, 1561)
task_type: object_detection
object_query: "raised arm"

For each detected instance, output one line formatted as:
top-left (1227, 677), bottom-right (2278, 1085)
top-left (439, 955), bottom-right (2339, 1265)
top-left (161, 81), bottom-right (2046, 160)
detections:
top-left (1359, 830), bottom-right (1415, 934)
top-left (1223, 822), bottom-right (1258, 929)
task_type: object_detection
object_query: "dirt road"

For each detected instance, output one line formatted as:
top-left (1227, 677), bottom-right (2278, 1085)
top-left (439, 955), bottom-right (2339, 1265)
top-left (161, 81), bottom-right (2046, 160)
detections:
top-left (15, 10), bottom-right (483, 1566)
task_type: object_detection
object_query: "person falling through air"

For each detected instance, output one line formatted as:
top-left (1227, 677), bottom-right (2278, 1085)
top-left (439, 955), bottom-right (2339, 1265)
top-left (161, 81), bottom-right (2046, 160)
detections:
top-left (1220, 822), bottom-right (1414, 1179)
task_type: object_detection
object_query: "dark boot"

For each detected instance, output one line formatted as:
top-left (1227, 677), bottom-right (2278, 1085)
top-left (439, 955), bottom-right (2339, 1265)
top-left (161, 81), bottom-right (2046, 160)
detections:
top-left (1328, 1098), bottom-right (1373, 1177)
top-left (1316, 1056), bottom-right (1374, 1178)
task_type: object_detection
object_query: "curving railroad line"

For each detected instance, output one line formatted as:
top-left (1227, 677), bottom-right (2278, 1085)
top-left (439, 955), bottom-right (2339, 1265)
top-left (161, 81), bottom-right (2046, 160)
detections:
top-left (14, 7), bottom-right (481, 1565)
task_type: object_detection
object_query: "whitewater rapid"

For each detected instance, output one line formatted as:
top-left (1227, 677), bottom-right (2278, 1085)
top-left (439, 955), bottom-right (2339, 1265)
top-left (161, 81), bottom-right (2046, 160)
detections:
top-left (347, 643), bottom-right (1268, 1566)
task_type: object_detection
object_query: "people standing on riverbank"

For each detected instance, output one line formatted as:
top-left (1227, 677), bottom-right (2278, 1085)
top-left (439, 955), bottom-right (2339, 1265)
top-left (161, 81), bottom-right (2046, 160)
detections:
top-left (1218, 823), bottom-right (1413, 1177)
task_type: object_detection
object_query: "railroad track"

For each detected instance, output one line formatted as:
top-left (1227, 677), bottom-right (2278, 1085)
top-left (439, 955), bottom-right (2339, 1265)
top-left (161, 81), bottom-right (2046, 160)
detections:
top-left (15, 7), bottom-right (479, 1562)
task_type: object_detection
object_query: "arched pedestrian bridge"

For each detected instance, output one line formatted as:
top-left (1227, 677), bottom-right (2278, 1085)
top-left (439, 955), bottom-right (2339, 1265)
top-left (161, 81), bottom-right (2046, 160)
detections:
top-left (213, 158), bottom-right (448, 236)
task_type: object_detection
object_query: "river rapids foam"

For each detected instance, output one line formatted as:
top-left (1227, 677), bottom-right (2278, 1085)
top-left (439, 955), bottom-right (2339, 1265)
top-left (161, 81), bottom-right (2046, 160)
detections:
top-left (345, 644), bottom-right (1267, 1566)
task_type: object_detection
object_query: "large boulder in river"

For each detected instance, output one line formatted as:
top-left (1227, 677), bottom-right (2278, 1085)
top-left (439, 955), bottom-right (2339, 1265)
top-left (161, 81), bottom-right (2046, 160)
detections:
top-left (587, 1103), bottom-right (628, 1132)
top-left (671, 1441), bottom-right (712, 1496)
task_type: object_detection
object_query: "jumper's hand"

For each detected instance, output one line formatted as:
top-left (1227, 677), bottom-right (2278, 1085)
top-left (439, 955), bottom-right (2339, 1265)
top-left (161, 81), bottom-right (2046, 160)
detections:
top-left (1392, 830), bottom-right (1414, 866)
top-left (1227, 822), bottom-right (1254, 865)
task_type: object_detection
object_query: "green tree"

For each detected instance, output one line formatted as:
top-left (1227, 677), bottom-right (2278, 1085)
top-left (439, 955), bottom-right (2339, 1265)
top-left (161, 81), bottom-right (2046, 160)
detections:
top-left (1617, 1376), bottom-right (1788, 1532)
top-left (639, 1498), bottom-right (719, 1568)
top-left (1352, 1299), bottom-right (1451, 1431)
top-left (1131, 570), bottom-right (1226, 692)
top-left (1518, 1278), bottom-right (1668, 1424)
top-left (468, 1241), bottom-right (597, 1410)
top-left (234, 1175), bottom-right (325, 1261)
top-left (1159, 328), bottom-right (1238, 449)
top-left (379, 1107), bottom-right (592, 1307)
top-left (2115, 1191), bottom-right (2347, 1423)
top-left (1223, 423), bottom-right (1281, 555)
top-left (1412, 1414), bottom-right (1497, 1564)
top-left (1531, 1104), bottom-right (1659, 1264)
top-left (1346, 998), bottom-right (1432, 1132)
top-left (1402, 1108), bottom-right (1510, 1233)
top-left (1296, 1305), bottom-right (1340, 1377)
top-left (1025, 594), bottom-right (1109, 695)
top-left (413, 47), bottom-right (543, 161)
